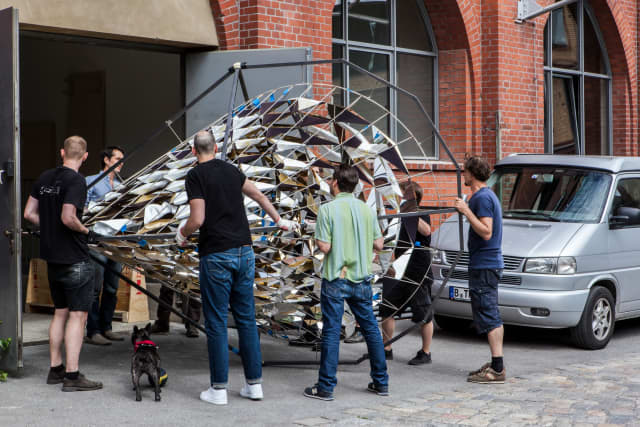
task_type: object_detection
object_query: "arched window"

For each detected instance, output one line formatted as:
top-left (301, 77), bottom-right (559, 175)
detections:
top-left (544, 0), bottom-right (612, 155)
top-left (332, 0), bottom-right (438, 159)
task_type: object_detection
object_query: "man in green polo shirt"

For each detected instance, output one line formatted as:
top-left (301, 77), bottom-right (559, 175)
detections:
top-left (303, 164), bottom-right (389, 401)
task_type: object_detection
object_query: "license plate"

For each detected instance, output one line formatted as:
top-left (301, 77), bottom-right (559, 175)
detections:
top-left (449, 286), bottom-right (470, 302)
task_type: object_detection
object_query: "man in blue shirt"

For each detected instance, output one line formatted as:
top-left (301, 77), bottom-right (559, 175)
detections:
top-left (454, 155), bottom-right (505, 384)
top-left (84, 146), bottom-right (125, 345)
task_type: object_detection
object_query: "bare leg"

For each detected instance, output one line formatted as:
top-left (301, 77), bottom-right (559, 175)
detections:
top-left (487, 325), bottom-right (504, 358)
top-left (49, 308), bottom-right (69, 367)
top-left (381, 317), bottom-right (395, 351)
top-left (421, 321), bottom-right (434, 354)
top-left (65, 311), bottom-right (88, 372)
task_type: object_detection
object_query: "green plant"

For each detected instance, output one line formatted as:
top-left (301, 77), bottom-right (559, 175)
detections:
top-left (0, 320), bottom-right (10, 382)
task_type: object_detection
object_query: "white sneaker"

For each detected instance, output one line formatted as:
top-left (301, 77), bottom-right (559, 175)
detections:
top-left (200, 387), bottom-right (227, 405)
top-left (240, 383), bottom-right (263, 400)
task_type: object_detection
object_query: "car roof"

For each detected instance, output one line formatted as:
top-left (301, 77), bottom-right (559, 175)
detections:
top-left (495, 154), bottom-right (640, 173)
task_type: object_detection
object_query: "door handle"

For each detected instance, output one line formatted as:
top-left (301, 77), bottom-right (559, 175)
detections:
top-left (0, 169), bottom-right (4, 184)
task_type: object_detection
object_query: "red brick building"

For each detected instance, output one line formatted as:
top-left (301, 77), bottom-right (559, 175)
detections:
top-left (209, 0), bottom-right (639, 198)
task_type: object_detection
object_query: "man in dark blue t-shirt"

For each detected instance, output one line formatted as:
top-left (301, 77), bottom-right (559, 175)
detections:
top-left (454, 155), bottom-right (505, 384)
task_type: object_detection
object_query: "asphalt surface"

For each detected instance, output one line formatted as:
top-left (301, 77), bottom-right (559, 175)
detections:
top-left (2, 317), bottom-right (640, 426)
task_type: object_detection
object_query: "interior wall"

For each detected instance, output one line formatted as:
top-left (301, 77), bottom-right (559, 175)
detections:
top-left (20, 36), bottom-right (183, 180)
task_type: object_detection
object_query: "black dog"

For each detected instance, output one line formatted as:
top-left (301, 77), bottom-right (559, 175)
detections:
top-left (131, 323), bottom-right (162, 402)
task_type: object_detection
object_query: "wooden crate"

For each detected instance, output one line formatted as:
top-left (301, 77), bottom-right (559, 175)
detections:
top-left (25, 259), bottom-right (149, 323)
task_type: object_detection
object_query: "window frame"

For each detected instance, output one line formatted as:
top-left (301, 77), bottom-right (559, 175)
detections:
top-left (544, 0), bottom-right (612, 155)
top-left (332, 0), bottom-right (439, 160)
top-left (609, 175), bottom-right (640, 229)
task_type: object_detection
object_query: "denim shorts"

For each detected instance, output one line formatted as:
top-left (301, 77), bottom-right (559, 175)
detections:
top-left (468, 268), bottom-right (503, 334)
top-left (47, 260), bottom-right (95, 312)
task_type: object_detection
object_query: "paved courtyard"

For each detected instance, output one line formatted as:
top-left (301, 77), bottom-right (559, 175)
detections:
top-left (2, 317), bottom-right (640, 426)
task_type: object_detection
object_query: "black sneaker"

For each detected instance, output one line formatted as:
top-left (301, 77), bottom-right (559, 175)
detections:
top-left (408, 350), bottom-right (432, 366)
top-left (384, 349), bottom-right (393, 360)
top-left (46, 366), bottom-right (65, 385)
top-left (62, 373), bottom-right (103, 392)
top-left (303, 385), bottom-right (334, 401)
top-left (367, 382), bottom-right (389, 396)
top-left (344, 329), bottom-right (364, 344)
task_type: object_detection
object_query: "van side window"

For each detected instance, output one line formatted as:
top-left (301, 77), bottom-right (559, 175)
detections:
top-left (611, 179), bottom-right (640, 226)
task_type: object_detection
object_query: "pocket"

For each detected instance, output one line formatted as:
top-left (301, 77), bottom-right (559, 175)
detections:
top-left (322, 279), bottom-right (343, 300)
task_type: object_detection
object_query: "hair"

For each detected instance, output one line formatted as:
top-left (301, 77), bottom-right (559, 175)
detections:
top-left (194, 130), bottom-right (215, 155)
top-left (334, 164), bottom-right (359, 193)
top-left (63, 135), bottom-right (87, 160)
top-left (400, 180), bottom-right (423, 205)
top-left (100, 146), bottom-right (125, 170)
top-left (464, 155), bottom-right (492, 182)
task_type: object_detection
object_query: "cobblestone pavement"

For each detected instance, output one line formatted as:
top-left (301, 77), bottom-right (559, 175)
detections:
top-left (292, 354), bottom-right (640, 426)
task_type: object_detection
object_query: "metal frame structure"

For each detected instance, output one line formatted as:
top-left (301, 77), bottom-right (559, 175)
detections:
top-left (81, 57), bottom-right (465, 366)
top-left (331, 0), bottom-right (439, 161)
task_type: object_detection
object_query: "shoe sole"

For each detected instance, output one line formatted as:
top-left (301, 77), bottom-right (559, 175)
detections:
top-left (467, 378), bottom-right (505, 384)
top-left (200, 395), bottom-right (227, 405)
top-left (47, 378), bottom-right (64, 385)
top-left (367, 387), bottom-right (389, 396)
top-left (62, 385), bottom-right (103, 392)
top-left (240, 392), bottom-right (263, 401)
top-left (83, 338), bottom-right (112, 346)
top-left (303, 392), bottom-right (334, 401)
top-left (408, 360), bottom-right (432, 366)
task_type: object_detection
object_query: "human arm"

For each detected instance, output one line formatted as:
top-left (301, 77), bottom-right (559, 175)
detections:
top-left (417, 218), bottom-right (431, 236)
top-left (181, 199), bottom-right (205, 237)
top-left (373, 237), bottom-right (384, 252)
top-left (316, 239), bottom-right (331, 254)
top-left (454, 198), bottom-right (493, 241)
top-left (61, 203), bottom-right (89, 234)
top-left (23, 196), bottom-right (40, 226)
top-left (242, 179), bottom-right (299, 230)
top-left (315, 204), bottom-right (331, 254)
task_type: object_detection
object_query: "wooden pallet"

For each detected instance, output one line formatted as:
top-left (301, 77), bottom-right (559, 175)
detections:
top-left (25, 259), bottom-right (149, 323)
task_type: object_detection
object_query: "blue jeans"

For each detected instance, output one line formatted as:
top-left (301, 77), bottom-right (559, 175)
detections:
top-left (87, 254), bottom-right (121, 336)
top-left (318, 278), bottom-right (388, 393)
top-left (199, 246), bottom-right (262, 388)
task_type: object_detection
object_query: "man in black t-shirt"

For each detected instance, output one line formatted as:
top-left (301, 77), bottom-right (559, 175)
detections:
top-left (23, 135), bottom-right (102, 392)
top-left (379, 181), bottom-right (434, 366)
top-left (177, 130), bottom-right (298, 405)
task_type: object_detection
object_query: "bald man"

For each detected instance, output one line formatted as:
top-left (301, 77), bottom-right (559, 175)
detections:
top-left (24, 136), bottom-right (103, 392)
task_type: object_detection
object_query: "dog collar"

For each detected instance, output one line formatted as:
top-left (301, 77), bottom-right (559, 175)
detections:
top-left (134, 339), bottom-right (158, 352)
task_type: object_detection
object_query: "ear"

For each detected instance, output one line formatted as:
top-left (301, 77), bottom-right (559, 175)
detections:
top-left (82, 151), bottom-right (89, 163)
top-left (133, 325), bottom-right (139, 333)
top-left (60, 148), bottom-right (65, 160)
top-left (145, 322), bottom-right (152, 332)
top-left (191, 146), bottom-right (197, 156)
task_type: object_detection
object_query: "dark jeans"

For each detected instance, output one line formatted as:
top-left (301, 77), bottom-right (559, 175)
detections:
top-left (469, 268), bottom-right (503, 334)
top-left (318, 278), bottom-right (388, 393)
top-left (87, 253), bottom-right (121, 336)
top-left (199, 246), bottom-right (262, 388)
top-left (47, 260), bottom-right (94, 312)
top-left (156, 286), bottom-right (202, 328)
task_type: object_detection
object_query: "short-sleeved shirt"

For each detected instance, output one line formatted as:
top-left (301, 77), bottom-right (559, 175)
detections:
top-left (468, 186), bottom-right (504, 269)
top-left (85, 173), bottom-right (121, 204)
top-left (394, 214), bottom-right (432, 281)
top-left (315, 192), bottom-right (382, 282)
top-left (30, 166), bottom-right (88, 264)
top-left (185, 159), bottom-right (251, 257)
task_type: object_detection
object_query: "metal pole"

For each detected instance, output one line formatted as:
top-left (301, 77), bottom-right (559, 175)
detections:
top-left (517, 0), bottom-right (577, 22)
top-left (221, 66), bottom-right (241, 162)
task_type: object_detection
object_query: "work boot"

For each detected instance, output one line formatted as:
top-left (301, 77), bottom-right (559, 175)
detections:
top-left (185, 324), bottom-right (200, 338)
top-left (344, 328), bottom-right (364, 343)
top-left (103, 330), bottom-right (124, 341)
top-left (84, 333), bottom-right (111, 346)
top-left (62, 373), bottom-right (103, 392)
top-left (150, 322), bottom-right (170, 335)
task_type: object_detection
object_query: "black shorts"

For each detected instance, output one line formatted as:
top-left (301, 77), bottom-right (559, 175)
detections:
top-left (379, 273), bottom-right (433, 323)
top-left (47, 260), bottom-right (94, 312)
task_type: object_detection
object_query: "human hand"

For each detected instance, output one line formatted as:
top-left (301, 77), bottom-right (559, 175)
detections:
top-left (454, 198), bottom-right (469, 216)
top-left (87, 230), bottom-right (104, 245)
top-left (277, 218), bottom-right (300, 232)
top-left (175, 227), bottom-right (188, 247)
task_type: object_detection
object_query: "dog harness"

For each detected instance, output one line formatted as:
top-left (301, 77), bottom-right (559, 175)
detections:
top-left (134, 339), bottom-right (158, 352)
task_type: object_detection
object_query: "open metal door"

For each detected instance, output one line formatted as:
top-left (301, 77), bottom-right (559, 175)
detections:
top-left (185, 47), bottom-right (311, 136)
top-left (0, 6), bottom-right (22, 375)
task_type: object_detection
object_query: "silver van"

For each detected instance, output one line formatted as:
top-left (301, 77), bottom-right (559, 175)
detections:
top-left (431, 154), bottom-right (640, 349)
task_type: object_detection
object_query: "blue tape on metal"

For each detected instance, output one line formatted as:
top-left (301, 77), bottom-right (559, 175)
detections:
top-left (415, 241), bottom-right (421, 247)
top-left (138, 239), bottom-right (147, 247)
top-left (283, 88), bottom-right (289, 95)
top-left (238, 104), bottom-right (246, 112)
top-left (269, 94), bottom-right (275, 102)
top-left (252, 98), bottom-right (260, 107)
top-left (120, 224), bottom-right (127, 232)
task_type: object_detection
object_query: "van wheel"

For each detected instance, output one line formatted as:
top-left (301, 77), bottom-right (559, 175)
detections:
top-left (434, 315), bottom-right (472, 332)
top-left (570, 286), bottom-right (615, 350)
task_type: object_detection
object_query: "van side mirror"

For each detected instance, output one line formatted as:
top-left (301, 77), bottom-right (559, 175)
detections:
top-left (609, 215), bottom-right (630, 229)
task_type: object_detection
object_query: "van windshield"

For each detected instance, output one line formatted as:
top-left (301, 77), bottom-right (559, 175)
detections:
top-left (488, 167), bottom-right (612, 223)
